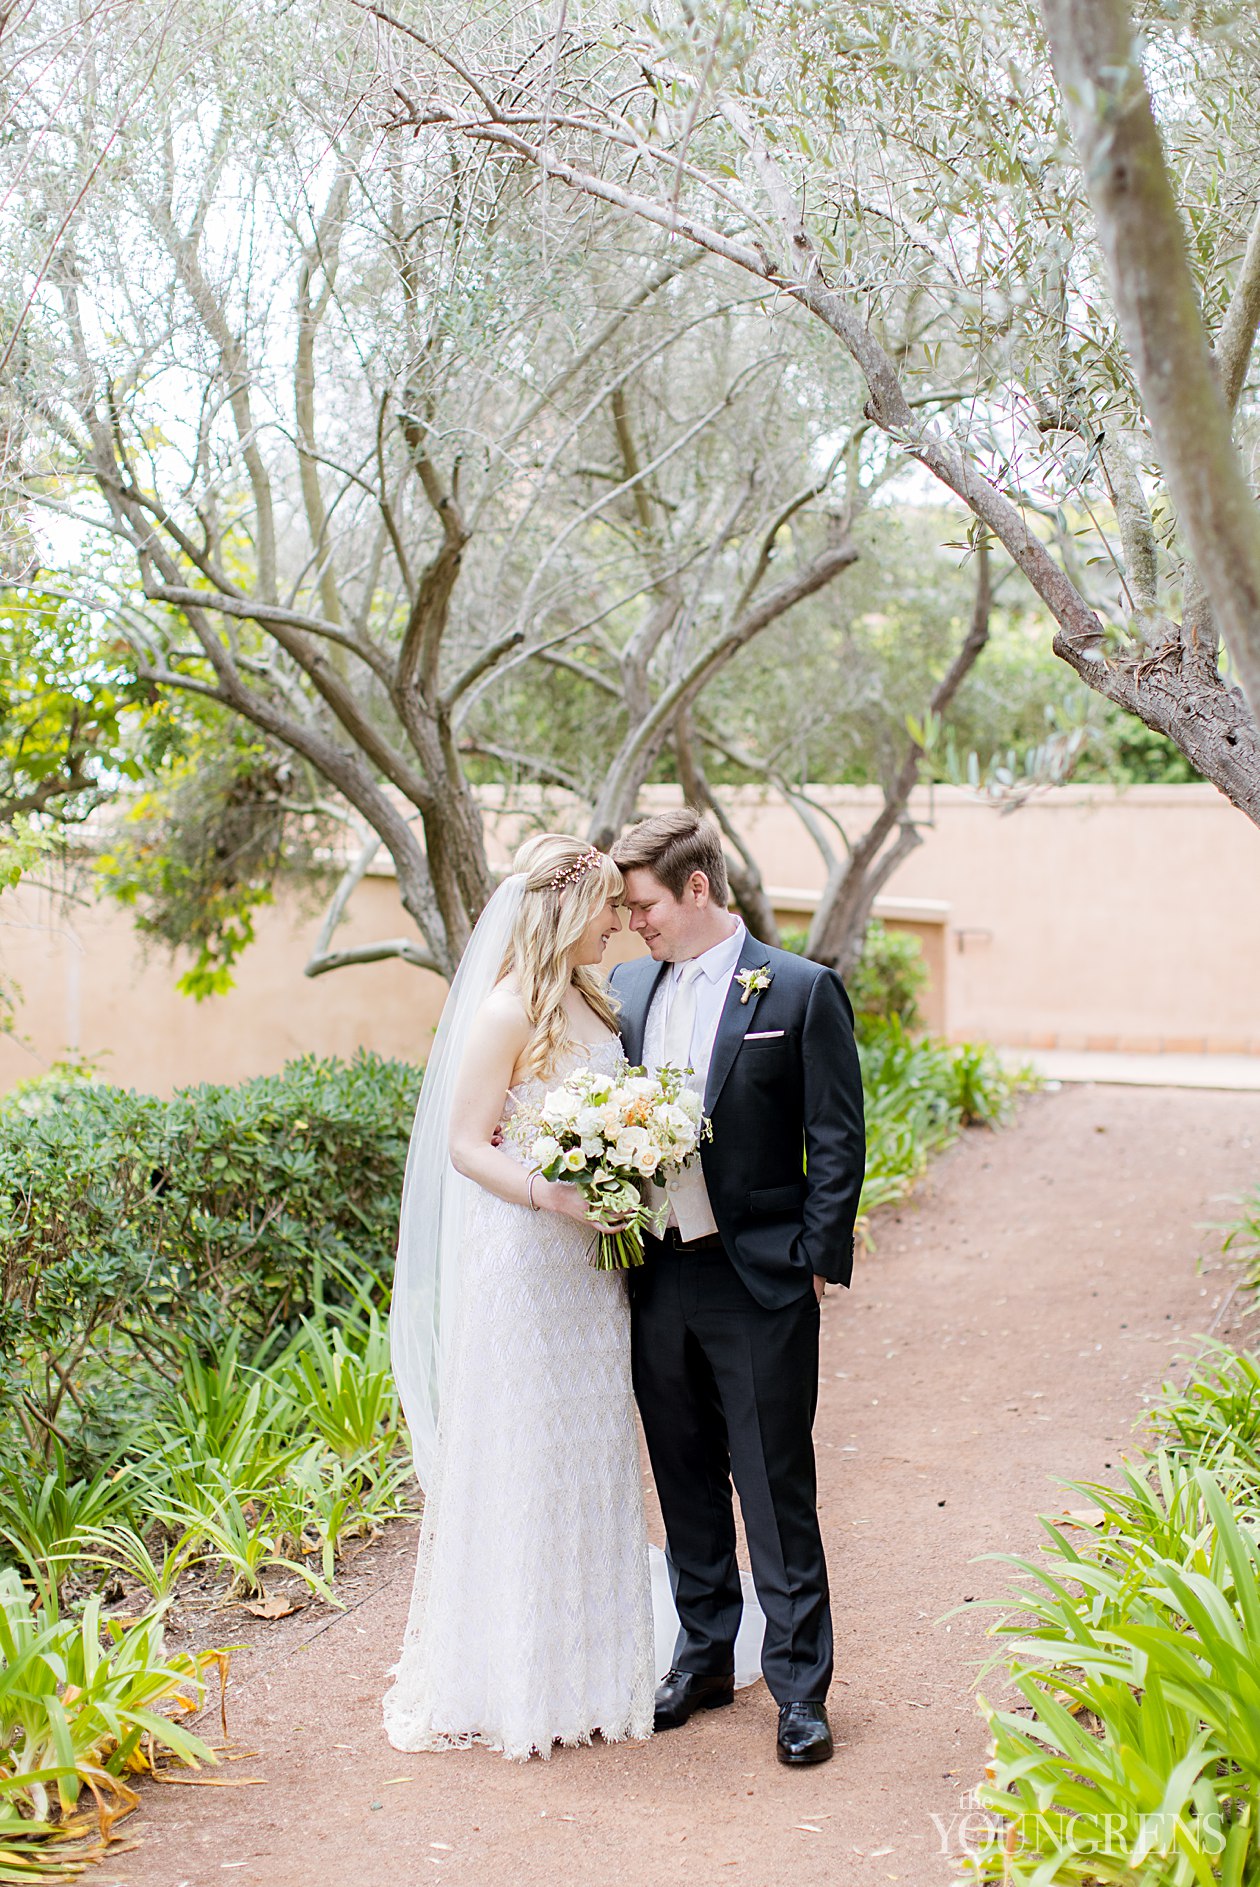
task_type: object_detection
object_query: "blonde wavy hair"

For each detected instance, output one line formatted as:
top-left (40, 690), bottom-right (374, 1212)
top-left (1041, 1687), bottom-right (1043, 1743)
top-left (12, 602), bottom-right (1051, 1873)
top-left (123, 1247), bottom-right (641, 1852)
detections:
top-left (499, 833), bottom-right (623, 1081)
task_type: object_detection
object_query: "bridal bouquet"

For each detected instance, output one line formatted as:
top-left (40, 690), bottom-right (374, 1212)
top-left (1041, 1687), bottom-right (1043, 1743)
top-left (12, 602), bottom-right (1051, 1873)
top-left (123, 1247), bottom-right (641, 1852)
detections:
top-left (520, 1061), bottom-right (710, 1270)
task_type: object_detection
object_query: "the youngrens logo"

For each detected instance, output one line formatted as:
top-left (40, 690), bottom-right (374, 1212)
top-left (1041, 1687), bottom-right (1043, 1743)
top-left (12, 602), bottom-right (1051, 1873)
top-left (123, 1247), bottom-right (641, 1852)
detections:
top-left (931, 1791), bottom-right (1228, 1867)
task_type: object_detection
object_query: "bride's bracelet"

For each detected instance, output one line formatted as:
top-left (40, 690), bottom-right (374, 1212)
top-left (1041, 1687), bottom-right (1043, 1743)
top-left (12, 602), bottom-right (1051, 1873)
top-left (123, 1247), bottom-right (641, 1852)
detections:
top-left (527, 1168), bottom-right (542, 1211)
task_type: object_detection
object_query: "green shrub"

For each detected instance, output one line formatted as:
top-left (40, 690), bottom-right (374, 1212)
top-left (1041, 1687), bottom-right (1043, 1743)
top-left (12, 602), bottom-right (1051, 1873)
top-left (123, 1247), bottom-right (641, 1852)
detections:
top-left (779, 919), bottom-right (929, 1034)
top-left (0, 1054), bottom-right (105, 1119)
top-left (848, 919), bottom-right (928, 1031)
top-left (858, 1021), bottom-right (1022, 1220)
top-left (0, 1051), bottom-right (420, 1462)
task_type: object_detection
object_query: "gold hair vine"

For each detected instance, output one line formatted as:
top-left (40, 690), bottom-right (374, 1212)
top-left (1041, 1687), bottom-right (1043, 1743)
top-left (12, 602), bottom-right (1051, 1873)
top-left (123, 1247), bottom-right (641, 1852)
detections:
top-left (549, 848), bottom-right (602, 892)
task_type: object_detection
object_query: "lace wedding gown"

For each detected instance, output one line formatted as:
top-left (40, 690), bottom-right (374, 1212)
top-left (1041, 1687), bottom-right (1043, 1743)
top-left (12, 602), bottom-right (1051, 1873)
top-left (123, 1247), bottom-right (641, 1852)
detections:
top-left (383, 1038), bottom-right (655, 1761)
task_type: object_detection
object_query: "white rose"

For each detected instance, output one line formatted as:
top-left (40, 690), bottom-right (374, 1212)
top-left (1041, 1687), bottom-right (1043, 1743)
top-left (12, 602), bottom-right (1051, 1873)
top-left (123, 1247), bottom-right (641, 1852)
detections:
top-left (635, 1149), bottom-right (660, 1176)
top-left (613, 1129), bottom-right (648, 1167)
top-left (580, 1137), bottom-right (604, 1160)
top-left (575, 1107), bottom-right (605, 1139)
top-left (532, 1134), bottom-right (562, 1169)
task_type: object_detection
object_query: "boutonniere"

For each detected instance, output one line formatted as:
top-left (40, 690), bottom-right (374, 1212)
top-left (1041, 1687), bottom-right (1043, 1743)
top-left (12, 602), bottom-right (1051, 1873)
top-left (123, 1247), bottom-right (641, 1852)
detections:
top-left (736, 965), bottom-right (772, 1005)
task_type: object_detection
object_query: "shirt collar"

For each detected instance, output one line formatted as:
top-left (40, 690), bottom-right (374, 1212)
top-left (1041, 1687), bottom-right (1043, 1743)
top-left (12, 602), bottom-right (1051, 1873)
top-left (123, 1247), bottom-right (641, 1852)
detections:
top-left (674, 918), bottom-right (746, 984)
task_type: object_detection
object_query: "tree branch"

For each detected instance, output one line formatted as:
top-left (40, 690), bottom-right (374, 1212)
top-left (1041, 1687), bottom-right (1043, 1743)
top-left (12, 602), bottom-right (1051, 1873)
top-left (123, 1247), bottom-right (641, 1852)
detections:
top-left (294, 159), bottom-right (356, 632)
top-left (589, 538), bottom-right (858, 846)
top-left (144, 195), bottom-right (279, 601)
top-left (302, 828), bottom-right (439, 976)
top-left (807, 535), bottom-right (992, 968)
top-left (394, 428), bottom-right (469, 707)
top-left (142, 581), bottom-right (433, 812)
top-left (1215, 198), bottom-right (1260, 415)
top-left (440, 628), bottom-right (525, 711)
top-left (305, 937), bottom-right (440, 977)
top-left (458, 738), bottom-right (584, 794)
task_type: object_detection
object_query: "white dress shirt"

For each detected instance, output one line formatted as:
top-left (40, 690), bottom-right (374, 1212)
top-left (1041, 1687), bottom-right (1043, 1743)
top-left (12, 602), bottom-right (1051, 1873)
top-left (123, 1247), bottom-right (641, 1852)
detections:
top-left (642, 919), bottom-right (746, 1240)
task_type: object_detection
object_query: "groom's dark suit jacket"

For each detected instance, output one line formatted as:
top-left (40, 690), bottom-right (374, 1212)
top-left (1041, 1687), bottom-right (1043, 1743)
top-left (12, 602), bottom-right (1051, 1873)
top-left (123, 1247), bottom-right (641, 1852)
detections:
top-left (609, 932), bottom-right (866, 1310)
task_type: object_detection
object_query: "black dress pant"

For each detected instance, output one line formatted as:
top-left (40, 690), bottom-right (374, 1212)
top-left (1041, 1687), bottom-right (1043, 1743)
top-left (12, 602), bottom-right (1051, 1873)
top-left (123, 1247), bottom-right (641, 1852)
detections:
top-left (630, 1237), bottom-right (832, 1704)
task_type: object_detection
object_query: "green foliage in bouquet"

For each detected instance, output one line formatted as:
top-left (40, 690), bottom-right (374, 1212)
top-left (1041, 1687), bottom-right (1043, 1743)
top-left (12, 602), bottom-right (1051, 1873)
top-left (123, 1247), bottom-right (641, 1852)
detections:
top-left (521, 1060), bottom-right (710, 1269)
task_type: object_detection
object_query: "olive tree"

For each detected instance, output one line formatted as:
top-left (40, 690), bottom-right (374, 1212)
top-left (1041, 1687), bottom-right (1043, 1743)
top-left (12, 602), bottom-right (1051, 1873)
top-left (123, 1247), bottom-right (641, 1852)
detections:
top-left (371, 0), bottom-right (1260, 856)
top-left (7, 0), bottom-right (888, 978)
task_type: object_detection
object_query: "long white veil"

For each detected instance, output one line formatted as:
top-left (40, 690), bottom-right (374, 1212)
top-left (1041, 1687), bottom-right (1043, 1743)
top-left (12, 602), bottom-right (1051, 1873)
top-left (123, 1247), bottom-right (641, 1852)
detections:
top-left (391, 874), bottom-right (525, 1489)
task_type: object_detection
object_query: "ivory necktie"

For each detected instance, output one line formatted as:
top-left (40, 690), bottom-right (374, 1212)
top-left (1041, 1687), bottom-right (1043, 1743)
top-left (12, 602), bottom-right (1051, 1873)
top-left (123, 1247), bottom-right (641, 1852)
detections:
top-left (662, 959), bottom-right (703, 1071)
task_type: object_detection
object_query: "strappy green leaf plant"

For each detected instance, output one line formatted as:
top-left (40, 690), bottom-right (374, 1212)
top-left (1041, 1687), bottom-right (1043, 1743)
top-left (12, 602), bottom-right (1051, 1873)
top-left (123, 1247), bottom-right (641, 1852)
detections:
top-left (1222, 1189), bottom-right (1260, 1290)
top-left (147, 1471), bottom-right (337, 1606)
top-left (0, 1568), bottom-right (223, 1876)
top-left (857, 1022), bottom-right (1025, 1222)
top-left (0, 1454), bottom-right (140, 1595)
top-left (1151, 1343), bottom-right (1260, 1494)
top-left (960, 1459), bottom-right (1260, 1885)
top-left (274, 1302), bottom-right (402, 1467)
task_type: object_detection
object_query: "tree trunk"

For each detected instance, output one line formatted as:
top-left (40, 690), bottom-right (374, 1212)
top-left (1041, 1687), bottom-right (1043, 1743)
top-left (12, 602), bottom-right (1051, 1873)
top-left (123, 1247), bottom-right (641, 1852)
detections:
top-left (808, 819), bottom-right (924, 980)
top-left (807, 538), bottom-right (993, 972)
top-left (672, 711), bottom-right (782, 944)
top-left (1039, 0), bottom-right (1260, 723)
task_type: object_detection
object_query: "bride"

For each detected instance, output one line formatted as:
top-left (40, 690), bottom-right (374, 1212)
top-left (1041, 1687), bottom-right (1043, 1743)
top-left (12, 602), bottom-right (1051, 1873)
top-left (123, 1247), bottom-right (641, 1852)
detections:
top-left (383, 833), bottom-right (655, 1759)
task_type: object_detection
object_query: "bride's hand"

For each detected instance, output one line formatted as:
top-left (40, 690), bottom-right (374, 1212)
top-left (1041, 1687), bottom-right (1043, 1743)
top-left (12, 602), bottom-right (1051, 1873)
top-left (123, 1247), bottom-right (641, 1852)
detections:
top-left (538, 1179), bottom-right (633, 1231)
top-left (537, 1177), bottom-right (592, 1222)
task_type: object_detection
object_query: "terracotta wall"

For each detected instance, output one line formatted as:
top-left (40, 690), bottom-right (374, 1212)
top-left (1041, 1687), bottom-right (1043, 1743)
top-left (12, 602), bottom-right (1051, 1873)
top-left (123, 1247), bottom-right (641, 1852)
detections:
top-left (1, 783), bottom-right (1255, 1096)
top-left (709, 783), bottom-right (1260, 1054)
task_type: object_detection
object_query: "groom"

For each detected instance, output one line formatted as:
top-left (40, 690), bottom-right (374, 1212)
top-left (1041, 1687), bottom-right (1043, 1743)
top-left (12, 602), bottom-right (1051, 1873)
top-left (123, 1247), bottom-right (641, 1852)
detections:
top-left (609, 809), bottom-right (865, 1767)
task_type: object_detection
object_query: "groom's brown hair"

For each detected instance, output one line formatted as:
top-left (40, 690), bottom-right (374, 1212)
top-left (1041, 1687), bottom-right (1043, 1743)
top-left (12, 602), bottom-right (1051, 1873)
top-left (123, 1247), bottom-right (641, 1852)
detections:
top-left (610, 808), bottom-right (730, 907)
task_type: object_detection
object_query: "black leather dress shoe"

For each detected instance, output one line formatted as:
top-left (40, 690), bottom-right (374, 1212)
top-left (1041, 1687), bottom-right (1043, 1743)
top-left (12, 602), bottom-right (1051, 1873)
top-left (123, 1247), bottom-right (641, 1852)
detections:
top-left (653, 1667), bottom-right (735, 1731)
top-left (777, 1701), bottom-right (834, 1765)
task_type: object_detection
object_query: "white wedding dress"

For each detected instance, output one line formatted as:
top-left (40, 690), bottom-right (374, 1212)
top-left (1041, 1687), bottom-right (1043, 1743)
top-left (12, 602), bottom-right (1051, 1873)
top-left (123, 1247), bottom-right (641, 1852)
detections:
top-left (383, 1039), bottom-right (656, 1761)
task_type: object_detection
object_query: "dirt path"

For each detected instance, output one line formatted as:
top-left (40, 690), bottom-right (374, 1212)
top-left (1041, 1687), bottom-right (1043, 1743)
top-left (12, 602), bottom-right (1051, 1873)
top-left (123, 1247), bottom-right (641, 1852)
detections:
top-left (103, 1085), bottom-right (1260, 1887)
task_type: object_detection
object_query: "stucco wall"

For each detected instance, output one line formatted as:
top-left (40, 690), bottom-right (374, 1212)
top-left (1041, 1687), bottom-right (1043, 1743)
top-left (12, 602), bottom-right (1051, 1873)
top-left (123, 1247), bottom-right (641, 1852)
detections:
top-left (1, 783), bottom-right (1255, 1096)
top-left (714, 784), bottom-right (1260, 1055)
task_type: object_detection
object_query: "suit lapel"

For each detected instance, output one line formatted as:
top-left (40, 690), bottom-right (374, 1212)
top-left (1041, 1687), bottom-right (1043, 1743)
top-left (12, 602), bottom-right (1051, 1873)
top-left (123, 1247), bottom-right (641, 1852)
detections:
top-left (704, 932), bottom-right (770, 1113)
top-left (620, 959), bottom-right (670, 1067)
